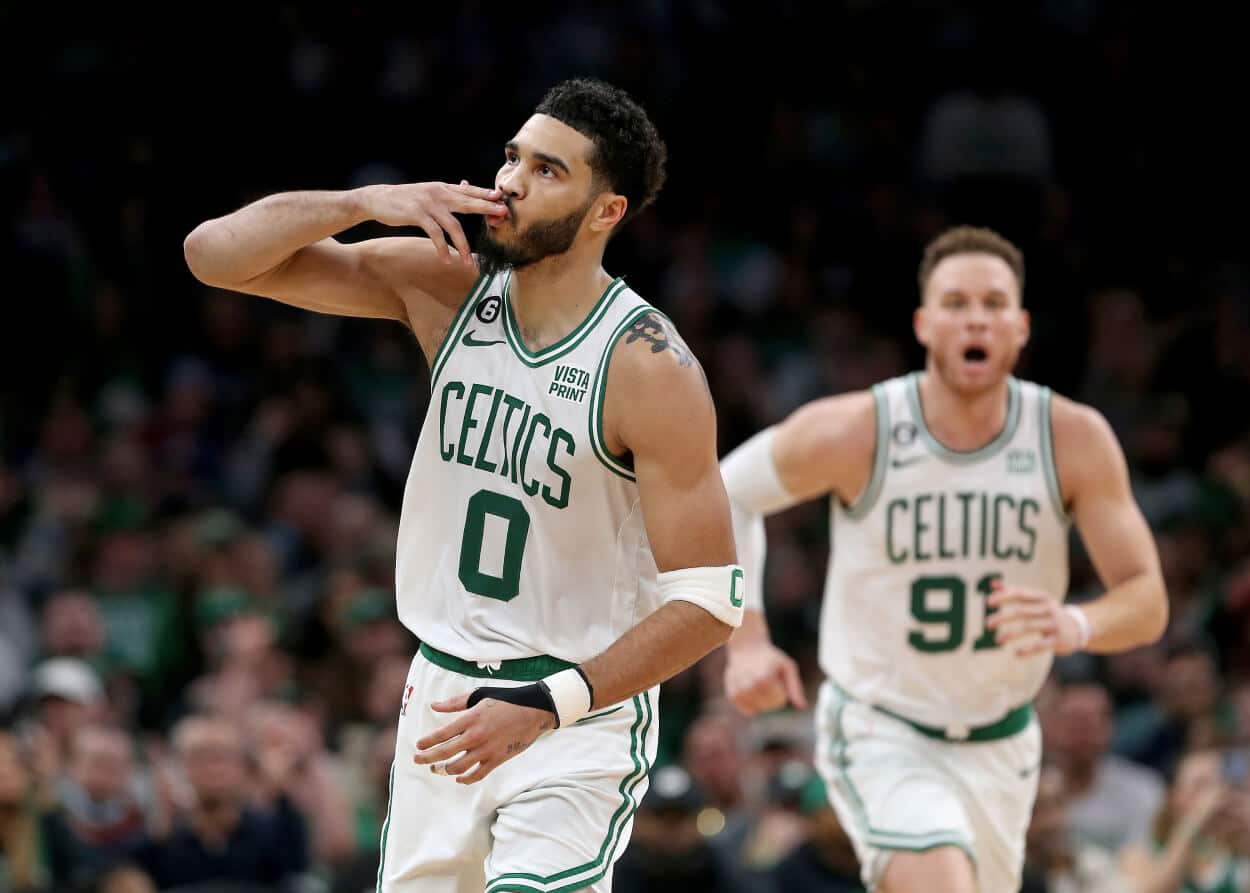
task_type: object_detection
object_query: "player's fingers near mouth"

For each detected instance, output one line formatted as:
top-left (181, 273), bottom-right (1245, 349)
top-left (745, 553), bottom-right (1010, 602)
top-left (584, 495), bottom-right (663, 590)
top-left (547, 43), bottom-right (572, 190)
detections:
top-left (453, 182), bottom-right (503, 201)
top-left (418, 215), bottom-right (452, 263)
top-left (454, 195), bottom-right (509, 216)
top-left (433, 210), bottom-right (472, 266)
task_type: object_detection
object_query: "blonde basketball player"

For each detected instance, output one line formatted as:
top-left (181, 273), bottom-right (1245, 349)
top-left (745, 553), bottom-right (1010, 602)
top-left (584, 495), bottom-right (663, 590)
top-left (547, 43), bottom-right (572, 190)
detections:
top-left (721, 226), bottom-right (1167, 893)
top-left (185, 79), bottom-right (744, 893)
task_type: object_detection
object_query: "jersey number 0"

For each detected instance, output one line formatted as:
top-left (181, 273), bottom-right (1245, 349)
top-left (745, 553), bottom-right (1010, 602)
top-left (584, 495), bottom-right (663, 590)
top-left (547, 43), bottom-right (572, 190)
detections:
top-left (458, 489), bottom-right (531, 601)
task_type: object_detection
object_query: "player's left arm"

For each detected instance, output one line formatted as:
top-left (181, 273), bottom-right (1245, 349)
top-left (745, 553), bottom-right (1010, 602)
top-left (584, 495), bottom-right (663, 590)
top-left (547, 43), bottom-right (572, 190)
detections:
top-left (574, 311), bottom-right (740, 705)
top-left (989, 396), bottom-right (1168, 655)
top-left (413, 312), bottom-right (737, 785)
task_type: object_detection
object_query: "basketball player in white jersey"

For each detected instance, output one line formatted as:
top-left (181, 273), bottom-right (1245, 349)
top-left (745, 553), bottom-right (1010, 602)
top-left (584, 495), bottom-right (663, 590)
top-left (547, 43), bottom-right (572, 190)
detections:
top-left (720, 226), bottom-right (1168, 893)
top-left (184, 79), bottom-right (744, 892)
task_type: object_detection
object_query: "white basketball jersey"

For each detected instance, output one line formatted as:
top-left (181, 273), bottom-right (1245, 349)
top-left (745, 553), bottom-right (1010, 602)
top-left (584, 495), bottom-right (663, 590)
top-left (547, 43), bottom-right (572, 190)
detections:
top-left (395, 271), bottom-right (662, 663)
top-left (822, 373), bottom-right (1070, 728)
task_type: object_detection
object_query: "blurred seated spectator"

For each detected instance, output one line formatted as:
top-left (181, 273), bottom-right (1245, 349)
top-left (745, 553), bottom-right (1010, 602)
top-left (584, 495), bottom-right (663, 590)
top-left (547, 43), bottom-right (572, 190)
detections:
top-left (1, 582), bottom-right (38, 718)
top-left (0, 729), bottom-right (49, 891)
top-left (133, 714), bottom-right (309, 890)
top-left (1113, 639), bottom-right (1232, 778)
top-left (736, 758), bottom-right (811, 877)
top-left (41, 723), bottom-right (149, 890)
top-left (26, 657), bottom-right (108, 778)
top-left (1048, 681), bottom-right (1165, 850)
top-left (614, 764), bottom-right (747, 893)
top-left (1121, 748), bottom-right (1250, 893)
top-left (332, 728), bottom-right (394, 893)
top-left (243, 699), bottom-right (355, 870)
top-left (768, 771), bottom-right (863, 892)
top-left (335, 653), bottom-right (409, 854)
top-left (40, 589), bottom-right (107, 664)
top-left (683, 710), bottom-right (751, 831)
top-left (94, 863), bottom-right (156, 893)
top-left (1021, 765), bottom-right (1132, 893)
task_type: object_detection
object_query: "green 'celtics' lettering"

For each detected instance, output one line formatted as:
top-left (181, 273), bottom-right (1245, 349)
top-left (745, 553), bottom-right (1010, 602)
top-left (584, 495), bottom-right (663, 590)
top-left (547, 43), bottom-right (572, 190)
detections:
top-left (884, 491), bottom-right (1043, 566)
top-left (436, 381), bottom-right (576, 511)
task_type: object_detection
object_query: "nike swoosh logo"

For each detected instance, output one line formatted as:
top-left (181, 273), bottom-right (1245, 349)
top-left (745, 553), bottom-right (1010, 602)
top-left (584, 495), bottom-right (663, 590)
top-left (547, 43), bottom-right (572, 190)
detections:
top-left (462, 329), bottom-right (505, 347)
top-left (891, 455), bottom-right (926, 468)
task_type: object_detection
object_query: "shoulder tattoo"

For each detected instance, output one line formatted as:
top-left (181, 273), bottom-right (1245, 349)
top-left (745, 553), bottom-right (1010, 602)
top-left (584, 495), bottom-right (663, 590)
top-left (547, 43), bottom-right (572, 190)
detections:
top-left (624, 312), bottom-right (694, 368)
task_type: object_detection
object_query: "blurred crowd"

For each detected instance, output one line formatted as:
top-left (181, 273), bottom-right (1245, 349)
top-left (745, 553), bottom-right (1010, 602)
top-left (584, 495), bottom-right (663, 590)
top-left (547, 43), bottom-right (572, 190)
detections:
top-left (3, 2), bottom-right (1250, 892)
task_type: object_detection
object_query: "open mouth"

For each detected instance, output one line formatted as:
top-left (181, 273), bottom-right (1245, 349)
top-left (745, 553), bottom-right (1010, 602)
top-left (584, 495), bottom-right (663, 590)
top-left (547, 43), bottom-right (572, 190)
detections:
top-left (963, 346), bottom-right (989, 363)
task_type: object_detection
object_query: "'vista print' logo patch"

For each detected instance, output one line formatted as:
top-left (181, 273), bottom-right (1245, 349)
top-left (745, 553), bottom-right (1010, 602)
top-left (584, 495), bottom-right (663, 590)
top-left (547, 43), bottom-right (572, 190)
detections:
top-left (549, 364), bottom-right (591, 403)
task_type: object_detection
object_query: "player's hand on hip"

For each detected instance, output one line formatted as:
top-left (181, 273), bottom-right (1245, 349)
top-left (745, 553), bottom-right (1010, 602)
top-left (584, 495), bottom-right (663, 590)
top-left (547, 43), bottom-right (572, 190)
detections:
top-left (724, 640), bottom-right (808, 716)
top-left (413, 692), bottom-right (554, 785)
top-left (356, 181), bottom-right (507, 267)
top-left (985, 579), bottom-right (1082, 657)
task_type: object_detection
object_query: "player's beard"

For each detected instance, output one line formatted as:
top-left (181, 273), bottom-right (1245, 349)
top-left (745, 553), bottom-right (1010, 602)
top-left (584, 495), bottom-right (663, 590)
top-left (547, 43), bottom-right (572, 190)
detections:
top-left (475, 197), bottom-right (593, 277)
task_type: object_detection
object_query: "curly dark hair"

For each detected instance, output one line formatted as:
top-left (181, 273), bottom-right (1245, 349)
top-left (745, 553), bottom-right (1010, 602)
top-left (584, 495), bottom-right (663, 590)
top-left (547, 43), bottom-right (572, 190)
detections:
top-left (535, 78), bottom-right (667, 227)
top-left (918, 225), bottom-right (1025, 301)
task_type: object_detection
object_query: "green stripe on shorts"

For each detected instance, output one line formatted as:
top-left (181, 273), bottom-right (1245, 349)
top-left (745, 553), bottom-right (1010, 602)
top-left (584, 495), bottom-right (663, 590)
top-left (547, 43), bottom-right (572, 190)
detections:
top-left (484, 692), bottom-right (653, 893)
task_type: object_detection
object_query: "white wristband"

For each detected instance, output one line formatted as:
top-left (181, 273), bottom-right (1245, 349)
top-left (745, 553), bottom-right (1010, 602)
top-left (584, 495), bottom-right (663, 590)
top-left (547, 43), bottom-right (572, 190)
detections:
top-left (1065, 605), bottom-right (1091, 649)
top-left (541, 668), bottom-right (593, 728)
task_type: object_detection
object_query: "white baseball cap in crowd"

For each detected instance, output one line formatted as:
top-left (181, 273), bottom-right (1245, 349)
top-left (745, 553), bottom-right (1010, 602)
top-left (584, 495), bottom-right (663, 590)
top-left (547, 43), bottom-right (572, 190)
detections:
top-left (28, 657), bottom-right (104, 706)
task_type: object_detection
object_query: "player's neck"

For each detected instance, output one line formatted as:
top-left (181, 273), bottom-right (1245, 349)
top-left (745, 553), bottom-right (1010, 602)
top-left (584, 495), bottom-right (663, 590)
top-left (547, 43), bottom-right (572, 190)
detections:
top-left (916, 367), bottom-right (1011, 452)
top-left (507, 250), bottom-right (614, 353)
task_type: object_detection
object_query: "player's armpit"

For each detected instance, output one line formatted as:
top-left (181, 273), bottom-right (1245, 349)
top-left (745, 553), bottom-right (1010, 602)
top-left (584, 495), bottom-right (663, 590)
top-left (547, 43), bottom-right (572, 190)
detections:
top-left (768, 390), bottom-right (877, 505)
top-left (1053, 397), bottom-right (1168, 650)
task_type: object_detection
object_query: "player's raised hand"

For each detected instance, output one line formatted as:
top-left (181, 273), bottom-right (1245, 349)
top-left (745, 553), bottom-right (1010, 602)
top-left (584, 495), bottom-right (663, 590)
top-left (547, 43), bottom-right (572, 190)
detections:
top-left (724, 639), bottom-right (807, 716)
top-left (986, 580), bottom-right (1084, 657)
top-left (357, 181), bottom-right (507, 268)
top-left (413, 693), bottom-right (554, 785)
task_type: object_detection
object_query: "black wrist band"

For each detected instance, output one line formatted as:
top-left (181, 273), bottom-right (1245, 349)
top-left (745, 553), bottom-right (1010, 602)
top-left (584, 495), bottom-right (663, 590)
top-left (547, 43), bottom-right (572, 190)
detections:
top-left (466, 683), bottom-right (557, 717)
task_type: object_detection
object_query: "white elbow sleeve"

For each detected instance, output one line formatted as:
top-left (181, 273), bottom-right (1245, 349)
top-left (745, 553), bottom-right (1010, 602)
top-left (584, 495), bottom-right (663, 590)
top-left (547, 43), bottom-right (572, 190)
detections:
top-left (659, 565), bottom-right (746, 628)
top-left (721, 427), bottom-right (796, 515)
top-left (722, 427), bottom-right (795, 614)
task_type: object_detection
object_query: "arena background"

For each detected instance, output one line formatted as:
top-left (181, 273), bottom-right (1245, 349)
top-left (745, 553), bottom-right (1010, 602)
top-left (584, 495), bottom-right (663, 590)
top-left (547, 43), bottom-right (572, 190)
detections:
top-left (2, 3), bottom-right (1249, 891)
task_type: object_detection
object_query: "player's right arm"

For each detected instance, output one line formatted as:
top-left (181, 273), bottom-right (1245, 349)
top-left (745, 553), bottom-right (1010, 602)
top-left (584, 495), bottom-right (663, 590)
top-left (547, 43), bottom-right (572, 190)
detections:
top-left (183, 183), bottom-right (507, 356)
top-left (720, 391), bottom-right (877, 715)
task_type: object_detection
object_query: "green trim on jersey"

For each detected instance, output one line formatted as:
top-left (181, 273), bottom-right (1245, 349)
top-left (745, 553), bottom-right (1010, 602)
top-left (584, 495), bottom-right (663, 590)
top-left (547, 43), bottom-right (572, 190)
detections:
top-left (827, 689), bottom-right (977, 867)
top-left (431, 273), bottom-right (492, 387)
top-left (1038, 387), bottom-right (1068, 520)
top-left (906, 372), bottom-right (1022, 464)
top-left (374, 761), bottom-right (395, 892)
top-left (502, 274), bottom-right (628, 367)
top-left (419, 642), bottom-right (576, 681)
top-left (588, 305), bottom-right (657, 482)
top-left (484, 692), bottom-right (654, 893)
top-left (842, 382), bottom-right (891, 519)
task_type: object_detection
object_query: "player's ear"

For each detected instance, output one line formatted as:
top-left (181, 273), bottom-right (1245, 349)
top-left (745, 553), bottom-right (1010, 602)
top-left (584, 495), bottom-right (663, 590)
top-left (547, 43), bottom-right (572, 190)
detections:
top-left (1017, 307), bottom-right (1031, 349)
top-left (588, 193), bottom-right (627, 233)
top-left (913, 304), bottom-right (931, 348)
